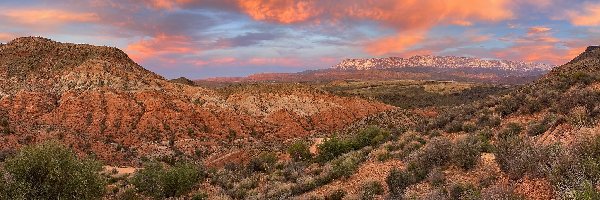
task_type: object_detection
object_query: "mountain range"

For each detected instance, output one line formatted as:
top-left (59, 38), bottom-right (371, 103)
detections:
top-left (201, 55), bottom-right (555, 85)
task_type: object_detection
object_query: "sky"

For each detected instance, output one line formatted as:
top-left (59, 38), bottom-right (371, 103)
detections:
top-left (0, 0), bottom-right (599, 79)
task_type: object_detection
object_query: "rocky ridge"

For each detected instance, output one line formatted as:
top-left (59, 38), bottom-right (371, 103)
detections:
top-left (0, 37), bottom-right (392, 165)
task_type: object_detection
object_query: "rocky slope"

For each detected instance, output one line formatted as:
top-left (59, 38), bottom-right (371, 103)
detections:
top-left (0, 37), bottom-right (391, 165)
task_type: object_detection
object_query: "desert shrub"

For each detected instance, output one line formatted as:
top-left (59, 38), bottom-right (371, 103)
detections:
top-left (350, 126), bottom-right (390, 149)
top-left (247, 152), bottom-right (277, 172)
top-left (1, 142), bottom-right (106, 200)
top-left (324, 189), bottom-right (346, 200)
top-left (292, 149), bottom-right (369, 195)
top-left (546, 129), bottom-right (600, 195)
top-left (462, 122), bottom-right (477, 133)
top-left (409, 138), bottom-right (451, 170)
top-left (131, 161), bottom-right (203, 198)
top-left (316, 136), bottom-right (352, 163)
top-left (570, 135), bottom-right (600, 183)
top-left (499, 123), bottom-right (523, 139)
top-left (527, 118), bottom-right (551, 136)
top-left (118, 188), bottom-right (142, 200)
top-left (0, 171), bottom-right (5, 199)
top-left (476, 129), bottom-right (494, 153)
top-left (317, 127), bottom-right (389, 163)
top-left (451, 134), bottom-right (482, 170)
top-left (447, 183), bottom-right (480, 200)
top-left (191, 192), bottom-right (209, 200)
top-left (359, 181), bottom-right (384, 200)
top-left (571, 71), bottom-right (597, 85)
top-left (386, 168), bottom-right (415, 198)
top-left (0, 149), bottom-right (15, 162)
top-left (288, 140), bottom-right (312, 162)
top-left (477, 114), bottom-right (501, 128)
top-left (426, 168), bottom-right (445, 187)
top-left (329, 150), bottom-right (366, 179)
top-left (445, 120), bottom-right (463, 133)
top-left (494, 135), bottom-right (555, 180)
top-left (497, 95), bottom-right (523, 117)
top-left (572, 181), bottom-right (600, 200)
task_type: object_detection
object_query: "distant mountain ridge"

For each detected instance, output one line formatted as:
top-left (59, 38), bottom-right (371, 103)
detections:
top-left (333, 55), bottom-right (554, 72)
top-left (200, 56), bottom-right (556, 85)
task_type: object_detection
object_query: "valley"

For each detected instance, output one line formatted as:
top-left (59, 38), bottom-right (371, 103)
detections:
top-left (1, 37), bottom-right (599, 200)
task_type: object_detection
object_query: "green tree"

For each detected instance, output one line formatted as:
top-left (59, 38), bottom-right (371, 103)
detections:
top-left (2, 141), bottom-right (105, 200)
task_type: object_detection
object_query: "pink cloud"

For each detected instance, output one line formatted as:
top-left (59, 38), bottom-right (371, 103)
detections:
top-left (126, 34), bottom-right (200, 62)
top-left (1, 8), bottom-right (99, 26)
top-left (567, 2), bottom-right (600, 26)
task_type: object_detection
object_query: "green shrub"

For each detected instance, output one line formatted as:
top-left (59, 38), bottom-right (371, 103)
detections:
top-left (2, 142), bottom-right (106, 200)
top-left (316, 136), bottom-right (351, 163)
top-left (571, 71), bottom-right (596, 85)
top-left (191, 192), bottom-right (209, 200)
top-left (350, 126), bottom-right (390, 150)
top-left (573, 181), bottom-right (600, 200)
top-left (317, 127), bottom-right (389, 163)
top-left (447, 183), bottom-right (480, 200)
top-left (0, 171), bottom-right (5, 199)
top-left (497, 95), bottom-right (522, 117)
top-left (324, 189), bottom-right (346, 200)
top-left (247, 152), bottom-right (277, 172)
top-left (499, 123), bottom-right (523, 139)
top-left (330, 151), bottom-right (365, 179)
top-left (451, 134), bottom-right (482, 170)
top-left (462, 122), bottom-right (477, 133)
top-left (445, 120), bottom-right (463, 133)
top-left (359, 181), bottom-right (384, 200)
top-left (386, 168), bottom-right (415, 198)
top-left (131, 162), bottom-right (203, 198)
top-left (410, 138), bottom-right (451, 170)
top-left (288, 140), bottom-right (312, 162)
top-left (527, 116), bottom-right (553, 136)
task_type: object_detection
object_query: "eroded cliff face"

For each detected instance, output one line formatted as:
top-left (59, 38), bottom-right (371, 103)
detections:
top-left (0, 37), bottom-right (392, 165)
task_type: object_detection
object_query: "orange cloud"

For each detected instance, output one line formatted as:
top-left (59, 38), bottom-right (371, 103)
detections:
top-left (234, 0), bottom-right (513, 55)
top-left (126, 34), bottom-right (200, 62)
top-left (493, 28), bottom-right (586, 65)
top-left (366, 31), bottom-right (426, 55)
top-left (1, 9), bottom-right (99, 25)
top-left (527, 26), bottom-right (552, 34)
top-left (494, 44), bottom-right (582, 65)
top-left (567, 3), bottom-right (600, 26)
top-left (237, 0), bottom-right (319, 24)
